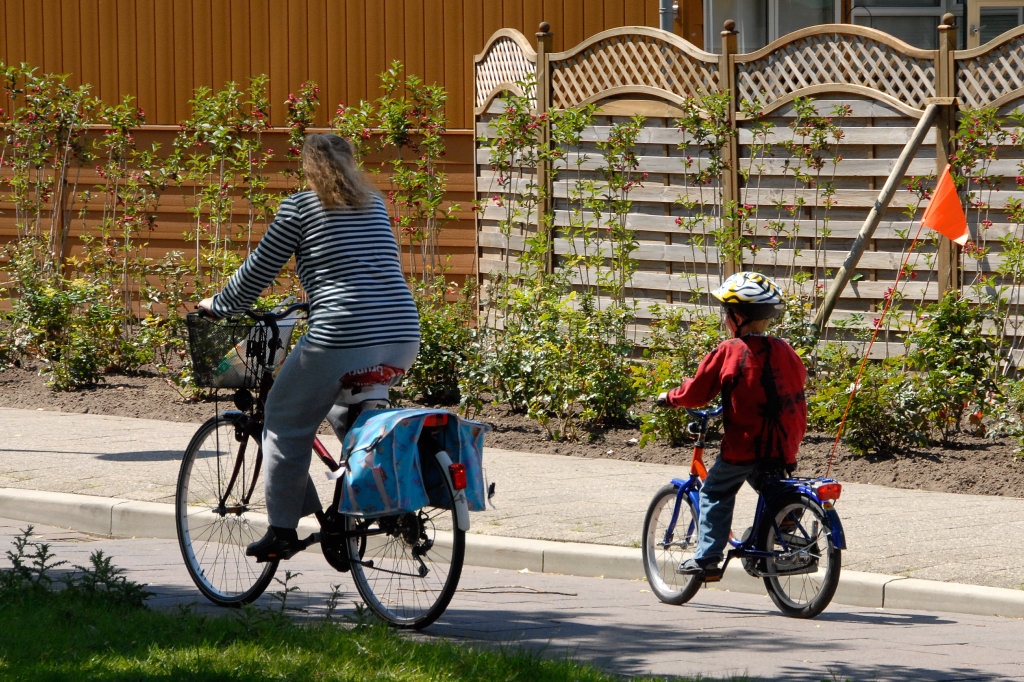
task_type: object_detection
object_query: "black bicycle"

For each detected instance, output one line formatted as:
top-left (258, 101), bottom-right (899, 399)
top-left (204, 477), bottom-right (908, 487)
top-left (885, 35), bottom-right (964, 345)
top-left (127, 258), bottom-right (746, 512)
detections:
top-left (641, 406), bottom-right (845, 618)
top-left (176, 303), bottom-right (480, 628)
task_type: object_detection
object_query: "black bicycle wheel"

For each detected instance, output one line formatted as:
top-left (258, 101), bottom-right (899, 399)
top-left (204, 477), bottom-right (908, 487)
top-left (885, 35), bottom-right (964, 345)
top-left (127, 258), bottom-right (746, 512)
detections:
top-left (176, 414), bottom-right (278, 606)
top-left (345, 451), bottom-right (465, 629)
top-left (642, 483), bottom-right (703, 605)
top-left (758, 494), bottom-right (841, 618)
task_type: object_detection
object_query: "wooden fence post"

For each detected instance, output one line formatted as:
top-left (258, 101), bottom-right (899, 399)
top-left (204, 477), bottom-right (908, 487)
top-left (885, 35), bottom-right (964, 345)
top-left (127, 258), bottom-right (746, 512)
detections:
top-left (535, 21), bottom-right (555, 275)
top-left (935, 13), bottom-right (961, 295)
top-left (719, 20), bottom-right (741, 277)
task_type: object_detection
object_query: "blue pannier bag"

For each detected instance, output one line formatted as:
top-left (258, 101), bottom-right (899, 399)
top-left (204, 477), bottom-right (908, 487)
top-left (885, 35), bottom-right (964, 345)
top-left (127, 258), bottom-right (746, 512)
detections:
top-left (338, 408), bottom-right (488, 518)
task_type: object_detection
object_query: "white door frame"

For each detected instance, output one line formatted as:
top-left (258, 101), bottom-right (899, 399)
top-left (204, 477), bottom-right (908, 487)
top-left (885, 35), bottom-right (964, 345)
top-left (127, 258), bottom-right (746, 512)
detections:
top-left (967, 0), bottom-right (1024, 47)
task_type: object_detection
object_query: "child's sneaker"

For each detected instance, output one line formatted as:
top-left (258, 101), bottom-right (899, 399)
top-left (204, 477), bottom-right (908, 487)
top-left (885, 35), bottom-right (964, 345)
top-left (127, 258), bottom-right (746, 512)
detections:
top-left (676, 557), bottom-right (722, 580)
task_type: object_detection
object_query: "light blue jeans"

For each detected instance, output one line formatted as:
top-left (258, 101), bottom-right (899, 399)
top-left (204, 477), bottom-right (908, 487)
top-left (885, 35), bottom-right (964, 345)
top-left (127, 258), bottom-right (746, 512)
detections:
top-left (694, 458), bottom-right (760, 564)
top-left (261, 336), bottom-right (419, 528)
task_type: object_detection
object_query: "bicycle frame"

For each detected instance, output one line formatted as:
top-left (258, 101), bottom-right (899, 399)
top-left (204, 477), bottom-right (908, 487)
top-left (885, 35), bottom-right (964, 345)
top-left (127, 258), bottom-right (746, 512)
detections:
top-left (661, 407), bottom-right (846, 581)
top-left (667, 474), bottom-right (847, 561)
top-left (179, 303), bottom-right (475, 627)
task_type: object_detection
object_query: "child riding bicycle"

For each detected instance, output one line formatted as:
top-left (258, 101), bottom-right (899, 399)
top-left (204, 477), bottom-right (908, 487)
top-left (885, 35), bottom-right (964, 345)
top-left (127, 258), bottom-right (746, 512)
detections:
top-left (657, 271), bottom-right (807, 579)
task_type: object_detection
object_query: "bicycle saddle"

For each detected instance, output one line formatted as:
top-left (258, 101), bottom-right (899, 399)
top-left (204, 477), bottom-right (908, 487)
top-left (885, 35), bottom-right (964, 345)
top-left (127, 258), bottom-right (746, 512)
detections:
top-left (338, 364), bottom-right (406, 404)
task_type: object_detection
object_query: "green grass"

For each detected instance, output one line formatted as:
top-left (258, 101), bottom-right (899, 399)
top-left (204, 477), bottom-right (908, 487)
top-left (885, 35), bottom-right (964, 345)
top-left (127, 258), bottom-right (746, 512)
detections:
top-left (0, 527), bottom-right (812, 682)
top-left (0, 587), bottom-right (673, 682)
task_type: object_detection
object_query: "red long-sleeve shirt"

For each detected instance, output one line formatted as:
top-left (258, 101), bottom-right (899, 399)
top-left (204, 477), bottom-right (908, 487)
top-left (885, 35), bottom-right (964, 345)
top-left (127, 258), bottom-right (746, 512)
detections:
top-left (665, 335), bottom-right (807, 465)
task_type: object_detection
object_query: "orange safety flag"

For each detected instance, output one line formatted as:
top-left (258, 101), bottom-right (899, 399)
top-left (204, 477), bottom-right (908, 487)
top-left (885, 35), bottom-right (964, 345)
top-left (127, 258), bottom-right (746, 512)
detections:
top-left (921, 164), bottom-right (968, 245)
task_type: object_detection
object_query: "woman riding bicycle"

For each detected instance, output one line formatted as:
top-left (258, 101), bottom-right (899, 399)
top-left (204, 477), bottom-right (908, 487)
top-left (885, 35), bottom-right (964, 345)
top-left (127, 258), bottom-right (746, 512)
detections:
top-left (198, 132), bottom-right (420, 562)
top-left (657, 271), bottom-right (807, 578)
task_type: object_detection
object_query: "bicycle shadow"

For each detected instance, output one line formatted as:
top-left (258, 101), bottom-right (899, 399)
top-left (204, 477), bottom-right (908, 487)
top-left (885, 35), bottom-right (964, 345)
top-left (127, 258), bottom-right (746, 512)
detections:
top-left (95, 450), bottom-right (184, 463)
top-left (427, 599), bottom-right (1006, 682)
top-left (0, 446), bottom-right (183, 463)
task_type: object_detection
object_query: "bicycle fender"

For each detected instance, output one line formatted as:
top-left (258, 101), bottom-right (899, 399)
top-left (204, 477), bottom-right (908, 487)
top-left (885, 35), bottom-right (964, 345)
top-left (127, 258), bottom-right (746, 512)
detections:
top-left (217, 409), bottom-right (249, 424)
top-left (824, 507), bottom-right (846, 550)
top-left (671, 478), bottom-right (701, 511)
top-left (793, 484), bottom-right (847, 550)
top-left (434, 449), bottom-right (471, 532)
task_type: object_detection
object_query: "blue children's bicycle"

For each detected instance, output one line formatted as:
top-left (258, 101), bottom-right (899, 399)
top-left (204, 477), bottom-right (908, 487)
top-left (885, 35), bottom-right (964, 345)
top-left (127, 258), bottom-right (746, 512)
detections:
top-left (641, 406), bottom-right (845, 619)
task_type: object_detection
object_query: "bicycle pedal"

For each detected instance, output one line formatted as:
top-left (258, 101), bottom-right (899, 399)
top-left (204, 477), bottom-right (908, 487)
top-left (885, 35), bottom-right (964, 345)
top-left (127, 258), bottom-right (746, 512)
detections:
top-left (702, 571), bottom-right (723, 584)
top-left (247, 535), bottom-right (310, 563)
top-left (252, 546), bottom-right (301, 563)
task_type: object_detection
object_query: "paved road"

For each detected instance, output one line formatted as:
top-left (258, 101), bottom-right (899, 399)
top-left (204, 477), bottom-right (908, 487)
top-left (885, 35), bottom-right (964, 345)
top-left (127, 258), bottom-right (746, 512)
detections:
top-left (2, 518), bottom-right (1021, 682)
top-left (2, 407), bottom-right (1024, 680)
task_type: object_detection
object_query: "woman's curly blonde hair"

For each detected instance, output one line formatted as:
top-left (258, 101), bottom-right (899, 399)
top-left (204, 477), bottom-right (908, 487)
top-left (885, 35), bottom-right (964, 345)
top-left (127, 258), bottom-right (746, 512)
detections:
top-left (301, 133), bottom-right (377, 208)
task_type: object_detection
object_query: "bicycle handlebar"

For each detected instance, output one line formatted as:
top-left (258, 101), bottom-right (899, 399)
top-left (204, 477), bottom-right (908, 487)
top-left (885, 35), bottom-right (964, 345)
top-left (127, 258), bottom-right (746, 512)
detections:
top-left (242, 301), bottom-right (310, 324)
top-left (195, 301), bottom-right (310, 323)
top-left (684, 405), bottom-right (724, 420)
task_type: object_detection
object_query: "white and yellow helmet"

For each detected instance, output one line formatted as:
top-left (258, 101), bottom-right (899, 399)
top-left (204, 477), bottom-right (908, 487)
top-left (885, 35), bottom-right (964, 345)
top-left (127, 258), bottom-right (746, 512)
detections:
top-left (712, 271), bottom-right (785, 320)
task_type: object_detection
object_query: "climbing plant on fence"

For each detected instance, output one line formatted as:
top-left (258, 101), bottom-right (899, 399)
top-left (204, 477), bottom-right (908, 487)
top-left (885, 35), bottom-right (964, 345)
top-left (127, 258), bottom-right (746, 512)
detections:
top-left (0, 60), bottom-right (462, 396)
top-left (471, 73), bottom-right (1024, 452)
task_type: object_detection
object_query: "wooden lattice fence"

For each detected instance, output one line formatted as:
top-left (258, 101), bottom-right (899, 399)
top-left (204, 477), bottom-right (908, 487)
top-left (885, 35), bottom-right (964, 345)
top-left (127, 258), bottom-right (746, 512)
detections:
top-left (473, 19), bottom-right (1024, 359)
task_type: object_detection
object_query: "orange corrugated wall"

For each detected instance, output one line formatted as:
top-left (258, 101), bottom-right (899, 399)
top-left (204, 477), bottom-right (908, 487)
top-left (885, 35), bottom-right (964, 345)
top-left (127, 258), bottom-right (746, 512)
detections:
top-left (0, 0), bottom-right (666, 130)
top-left (0, 0), bottom-right (667, 286)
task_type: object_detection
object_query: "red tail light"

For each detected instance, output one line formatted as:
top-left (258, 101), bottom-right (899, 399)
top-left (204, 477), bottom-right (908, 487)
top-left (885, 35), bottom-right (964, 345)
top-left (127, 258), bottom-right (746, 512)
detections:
top-left (815, 482), bottom-right (842, 501)
top-left (449, 462), bottom-right (467, 490)
top-left (423, 413), bottom-right (449, 427)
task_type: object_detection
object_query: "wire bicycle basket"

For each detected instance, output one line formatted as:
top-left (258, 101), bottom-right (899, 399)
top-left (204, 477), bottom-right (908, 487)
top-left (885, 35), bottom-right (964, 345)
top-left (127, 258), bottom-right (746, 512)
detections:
top-left (186, 313), bottom-right (291, 389)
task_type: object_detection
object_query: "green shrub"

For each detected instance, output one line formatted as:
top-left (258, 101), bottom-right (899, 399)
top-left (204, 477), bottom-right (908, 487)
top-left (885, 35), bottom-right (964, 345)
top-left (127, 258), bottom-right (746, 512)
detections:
top-left (809, 356), bottom-right (928, 456)
top-left (905, 291), bottom-right (999, 444)
top-left (405, 280), bottom-right (476, 405)
top-left (475, 275), bottom-right (638, 441)
top-left (635, 304), bottom-right (722, 447)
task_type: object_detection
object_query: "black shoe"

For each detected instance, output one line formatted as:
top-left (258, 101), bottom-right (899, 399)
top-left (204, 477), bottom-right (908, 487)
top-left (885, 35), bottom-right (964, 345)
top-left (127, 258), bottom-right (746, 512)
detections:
top-left (676, 557), bottom-right (722, 579)
top-left (246, 526), bottom-right (302, 562)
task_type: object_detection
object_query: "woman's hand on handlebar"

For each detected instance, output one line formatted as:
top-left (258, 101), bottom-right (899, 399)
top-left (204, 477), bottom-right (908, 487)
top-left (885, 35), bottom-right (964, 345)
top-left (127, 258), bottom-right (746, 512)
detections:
top-left (196, 297), bottom-right (217, 319)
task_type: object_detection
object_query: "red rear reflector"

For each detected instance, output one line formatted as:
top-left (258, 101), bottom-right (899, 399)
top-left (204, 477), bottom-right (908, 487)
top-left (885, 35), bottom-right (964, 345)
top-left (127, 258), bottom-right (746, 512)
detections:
top-left (816, 483), bottom-right (842, 501)
top-left (449, 462), bottom-right (467, 490)
top-left (423, 413), bottom-right (449, 427)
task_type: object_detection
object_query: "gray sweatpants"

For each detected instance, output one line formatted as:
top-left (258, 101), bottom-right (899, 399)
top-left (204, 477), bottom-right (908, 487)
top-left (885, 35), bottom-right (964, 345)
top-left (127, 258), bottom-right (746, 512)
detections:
top-left (261, 335), bottom-right (419, 528)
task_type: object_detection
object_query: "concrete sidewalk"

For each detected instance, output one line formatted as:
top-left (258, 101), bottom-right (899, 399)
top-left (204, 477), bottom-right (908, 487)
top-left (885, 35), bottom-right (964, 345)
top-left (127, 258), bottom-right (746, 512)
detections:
top-left (2, 407), bottom-right (1023, 618)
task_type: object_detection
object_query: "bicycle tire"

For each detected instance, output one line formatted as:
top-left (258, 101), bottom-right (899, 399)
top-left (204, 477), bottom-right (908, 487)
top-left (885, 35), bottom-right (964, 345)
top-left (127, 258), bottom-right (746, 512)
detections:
top-left (176, 414), bottom-right (279, 606)
top-left (758, 493), bottom-right (841, 618)
top-left (345, 450), bottom-right (465, 629)
top-left (642, 483), bottom-right (703, 605)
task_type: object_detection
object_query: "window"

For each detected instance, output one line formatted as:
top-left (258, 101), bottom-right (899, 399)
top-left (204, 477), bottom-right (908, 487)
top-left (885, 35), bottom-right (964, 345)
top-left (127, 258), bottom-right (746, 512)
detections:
top-left (850, 0), bottom-right (956, 49)
top-left (705, 0), bottom-right (838, 53)
top-left (706, 0), bottom-right (768, 52)
top-left (977, 7), bottom-right (1024, 44)
top-left (776, 0), bottom-right (836, 38)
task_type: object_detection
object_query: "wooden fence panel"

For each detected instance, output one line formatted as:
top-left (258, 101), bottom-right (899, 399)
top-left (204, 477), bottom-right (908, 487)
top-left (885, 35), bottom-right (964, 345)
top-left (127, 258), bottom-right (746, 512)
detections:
top-left (473, 23), bottom-right (1024, 358)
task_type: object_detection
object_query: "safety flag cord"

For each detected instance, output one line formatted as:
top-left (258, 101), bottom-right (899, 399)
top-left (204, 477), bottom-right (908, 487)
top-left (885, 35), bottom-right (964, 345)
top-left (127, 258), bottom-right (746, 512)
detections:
top-left (826, 166), bottom-right (968, 475)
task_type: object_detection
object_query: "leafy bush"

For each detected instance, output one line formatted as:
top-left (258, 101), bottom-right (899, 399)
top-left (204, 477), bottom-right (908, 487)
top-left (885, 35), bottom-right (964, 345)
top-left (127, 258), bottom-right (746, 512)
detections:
top-left (4, 239), bottom-right (137, 389)
top-left (808, 356), bottom-right (928, 456)
top-left (635, 304), bottom-right (722, 447)
top-left (472, 274), bottom-right (638, 441)
top-left (405, 280), bottom-right (476, 405)
top-left (905, 291), bottom-right (999, 444)
top-left (988, 377), bottom-right (1024, 456)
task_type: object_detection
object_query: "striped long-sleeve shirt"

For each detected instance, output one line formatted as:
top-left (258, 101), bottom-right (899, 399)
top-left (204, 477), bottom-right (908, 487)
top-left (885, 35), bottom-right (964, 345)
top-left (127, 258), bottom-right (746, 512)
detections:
top-left (210, 191), bottom-right (420, 349)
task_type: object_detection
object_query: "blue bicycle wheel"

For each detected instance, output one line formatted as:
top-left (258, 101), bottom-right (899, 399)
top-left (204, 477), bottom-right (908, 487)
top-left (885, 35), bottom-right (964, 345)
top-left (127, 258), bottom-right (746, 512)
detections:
top-left (642, 483), bottom-right (703, 605)
top-left (758, 494), bottom-right (841, 618)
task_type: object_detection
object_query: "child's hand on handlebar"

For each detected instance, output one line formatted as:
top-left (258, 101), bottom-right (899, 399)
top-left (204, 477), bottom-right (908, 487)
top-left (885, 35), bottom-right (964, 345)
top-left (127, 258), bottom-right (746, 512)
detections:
top-left (656, 392), bottom-right (670, 408)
